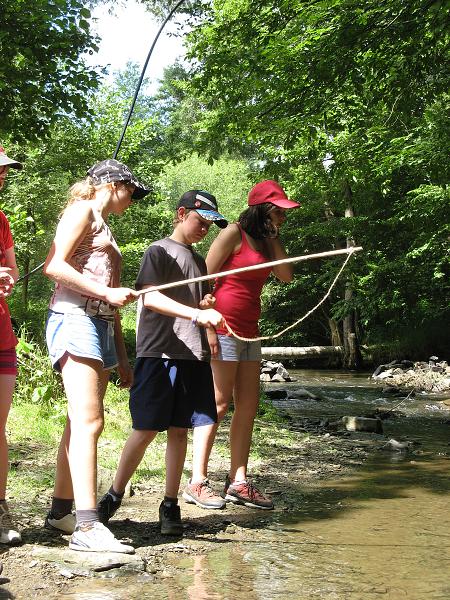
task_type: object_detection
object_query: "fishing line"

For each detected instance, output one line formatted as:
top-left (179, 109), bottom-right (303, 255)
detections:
top-left (113, 0), bottom-right (187, 159)
top-left (15, 0), bottom-right (188, 284)
top-left (224, 248), bottom-right (357, 342)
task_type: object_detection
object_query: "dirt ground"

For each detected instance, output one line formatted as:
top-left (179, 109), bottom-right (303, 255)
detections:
top-left (0, 417), bottom-right (378, 600)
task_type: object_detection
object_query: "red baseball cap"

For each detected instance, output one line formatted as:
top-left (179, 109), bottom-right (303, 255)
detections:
top-left (248, 180), bottom-right (300, 209)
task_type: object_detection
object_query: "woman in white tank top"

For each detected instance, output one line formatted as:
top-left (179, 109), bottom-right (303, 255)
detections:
top-left (43, 159), bottom-right (149, 554)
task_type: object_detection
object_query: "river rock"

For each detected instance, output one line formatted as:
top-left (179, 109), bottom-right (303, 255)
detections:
top-left (271, 373), bottom-right (286, 382)
top-left (265, 389), bottom-right (288, 399)
top-left (260, 360), bottom-right (292, 382)
top-left (374, 369), bottom-right (394, 380)
top-left (276, 364), bottom-right (290, 379)
top-left (381, 386), bottom-right (406, 395)
top-left (372, 357), bottom-right (450, 393)
top-left (288, 388), bottom-right (320, 400)
top-left (342, 416), bottom-right (383, 434)
top-left (32, 546), bottom-right (145, 576)
top-left (383, 438), bottom-right (413, 451)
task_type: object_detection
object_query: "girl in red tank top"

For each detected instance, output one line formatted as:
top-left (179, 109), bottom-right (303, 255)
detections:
top-left (213, 223), bottom-right (272, 338)
top-left (187, 181), bottom-right (300, 510)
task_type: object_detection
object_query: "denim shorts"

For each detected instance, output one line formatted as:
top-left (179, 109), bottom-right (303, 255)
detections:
top-left (130, 358), bottom-right (217, 431)
top-left (215, 334), bottom-right (262, 362)
top-left (46, 311), bottom-right (118, 372)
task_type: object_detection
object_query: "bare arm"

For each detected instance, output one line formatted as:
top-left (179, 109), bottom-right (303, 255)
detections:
top-left (141, 288), bottom-right (224, 328)
top-left (44, 204), bottom-right (136, 307)
top-left (0, 246), bottom-right (19, 298)
top-left (264, 236), bottom-right (293, 282)
top-left (205, 223), bottom-right (241, 275)
top-left (114, 312), bottom-right (133, 388)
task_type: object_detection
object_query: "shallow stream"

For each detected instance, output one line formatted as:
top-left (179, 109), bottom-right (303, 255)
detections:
top-left (59, 370), bottom-right (450, 600)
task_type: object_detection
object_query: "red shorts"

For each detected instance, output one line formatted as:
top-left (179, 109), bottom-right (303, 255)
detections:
top-left (0, 347), bottom-right (17, 375)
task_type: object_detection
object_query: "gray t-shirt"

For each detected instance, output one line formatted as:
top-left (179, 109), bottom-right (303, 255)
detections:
top-left (135, 237), bottom-right (211, 361)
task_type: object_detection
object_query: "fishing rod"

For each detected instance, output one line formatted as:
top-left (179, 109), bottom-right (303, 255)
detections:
top-left (113, 0), bottom-right (187, 159)
top-left (135, 246), bottom-right (363, 296)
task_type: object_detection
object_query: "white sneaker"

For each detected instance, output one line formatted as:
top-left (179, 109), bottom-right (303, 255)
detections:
top-left (0, 502), bottom-right (21, 545)
top-left (69, 521), bottom-right (134, 554)
top-left (45, 511), bottom-right (76, 534)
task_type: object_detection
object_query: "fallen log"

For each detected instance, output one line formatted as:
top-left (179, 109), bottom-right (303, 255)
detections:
top-left (261, 346), bottom-right (342, 359)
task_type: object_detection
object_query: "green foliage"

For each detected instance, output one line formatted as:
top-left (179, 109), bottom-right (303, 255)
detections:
top-left (157, 152), bottom-right (253, 252)
top-left (15, 329), bottom-right (65, 409)
top-left (257, 390), bottom-right (288, 423)
top-left (2, 2), bottom-right (448, 360)
top-left (168, 0), bottom-right (450, 353)
top-left (0, 0), bottom-right (102, 139)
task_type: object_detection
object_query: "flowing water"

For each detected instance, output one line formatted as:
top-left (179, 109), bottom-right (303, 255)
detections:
top-left (59, 370), bottom-right (450, 600)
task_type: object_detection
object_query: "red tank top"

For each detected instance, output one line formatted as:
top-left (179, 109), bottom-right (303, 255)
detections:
top-left (0, 211), bottom-right (18, 350)
top-left (214, 224), bottom-right (272, 338)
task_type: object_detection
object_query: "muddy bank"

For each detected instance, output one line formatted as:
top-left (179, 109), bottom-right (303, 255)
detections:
top-left (0, 422), bottom-right (382, 597)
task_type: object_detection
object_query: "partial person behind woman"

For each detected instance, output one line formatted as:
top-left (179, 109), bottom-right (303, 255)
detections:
top-left (0, 147), bottom-right (23, 545)
top-left (43, 159), bottom-right (149, 553)
top-left (184, 180), bottom-right (299, 510)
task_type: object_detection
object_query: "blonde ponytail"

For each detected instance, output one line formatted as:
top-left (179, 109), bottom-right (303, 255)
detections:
top-left (66, 176), bottom-right (97, 207)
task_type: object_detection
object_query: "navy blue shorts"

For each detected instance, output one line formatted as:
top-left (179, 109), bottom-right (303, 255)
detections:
top-left (129, 358), bottom-right (217, 431)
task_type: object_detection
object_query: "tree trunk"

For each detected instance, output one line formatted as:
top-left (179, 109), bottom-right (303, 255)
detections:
top-left (328, 317), bottom-right (342, 347)
top-left (342, 179), bottom-right (363, 370)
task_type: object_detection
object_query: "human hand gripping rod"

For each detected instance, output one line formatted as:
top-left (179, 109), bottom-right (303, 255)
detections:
top-left (134, 247), bottom-right (363, 297)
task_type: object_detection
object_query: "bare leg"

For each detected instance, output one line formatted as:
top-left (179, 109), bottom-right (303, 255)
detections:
top-left (53, 417), bottom-right (74, 499)
top-left (60, 354), bottom-right (109, 510)
top-left (112, 429), bottom-right (157, 493)
top-left (190, 423), bottom-right (218, 483)
top-left (0, 375), bottom-right (14, 499)
top-left (229, 361), bottom-right (261, 482)
top-left (165, 427), bottom-right (188, 498)
top-left (191, 361), bottom-right (237, 482)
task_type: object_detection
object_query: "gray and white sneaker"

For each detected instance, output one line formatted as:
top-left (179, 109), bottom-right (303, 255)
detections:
top-left (69, 521), bottom-right (134, 554)
top-left (45, 511), bottom-right (76, 534)
top-left (0, 503), bottom-right (21, 545)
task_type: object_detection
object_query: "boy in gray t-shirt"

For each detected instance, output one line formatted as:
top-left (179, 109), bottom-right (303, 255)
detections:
top-left (98, 190), bottom-right (228, 538)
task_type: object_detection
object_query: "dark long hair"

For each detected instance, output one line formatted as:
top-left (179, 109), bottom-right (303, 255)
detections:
top-left (238, 203), bottom-right (274, 240)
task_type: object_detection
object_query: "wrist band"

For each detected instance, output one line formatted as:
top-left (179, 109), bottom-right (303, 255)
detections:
top-left (191, 309), bottom-right (200, 327)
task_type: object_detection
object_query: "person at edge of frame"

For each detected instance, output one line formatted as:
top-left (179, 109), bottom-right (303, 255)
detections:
top-left (0, 147), bottom-right (24, 551)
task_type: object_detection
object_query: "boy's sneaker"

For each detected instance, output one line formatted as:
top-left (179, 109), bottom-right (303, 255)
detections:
top-left (69, 521), bottom-right (134, 554)
top-left (159, 500), bottom-right (183, 536)
top-left (182, 479), bottom-right (226, 509)
top-left (223, 476), bottom-right (274, 510)
top-left (45, 511), bottom-right (76, 534)
top-left (0, 503), bottom-right (21, 545)
top-left (97, 491), bottom-right (122, 525)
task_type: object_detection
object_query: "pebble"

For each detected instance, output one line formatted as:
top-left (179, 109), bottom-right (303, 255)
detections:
top-left (59, 569), bottom-right (75, 579)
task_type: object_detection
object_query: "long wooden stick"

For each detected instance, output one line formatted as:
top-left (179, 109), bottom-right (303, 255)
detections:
top-left (135, 246), bottom-right (362, 296)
